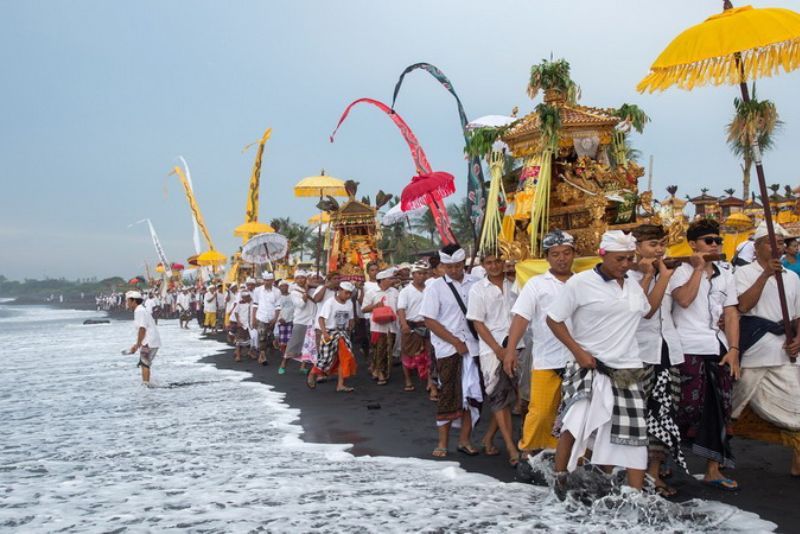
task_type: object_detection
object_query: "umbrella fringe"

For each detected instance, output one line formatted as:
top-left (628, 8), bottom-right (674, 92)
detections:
top-left (637, 37), bottom-right (800, 92)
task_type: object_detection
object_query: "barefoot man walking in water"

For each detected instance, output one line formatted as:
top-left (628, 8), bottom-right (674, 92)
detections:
top-left (126, 290), bottom-right (161, 385)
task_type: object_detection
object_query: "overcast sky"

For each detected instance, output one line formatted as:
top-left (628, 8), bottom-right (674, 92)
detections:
top-left (2, 0), bottom-right (799, 280)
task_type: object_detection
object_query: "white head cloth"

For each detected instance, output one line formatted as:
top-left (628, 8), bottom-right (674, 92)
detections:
top-left (411, 261), bottom-right (429, 273)
top-left (263, 273), bottom-right (275, 281)
top-left (126, 290), bottom-right (142, 300)
top-left (245, 277), bottom-right (256, 285)
top-left (599, 230), bottom-right (636, 253)
top-left (376, 268), bottom-right (396, 281)
top-left (339, 281), bottom-right (356, 292)
top-left (439, 248), bottom-right (466, 264)
top-left (543, 229), bottom-right (575, 250)
top-left (753, 220), bottom-right (790, 242)
top-left (294, 270), bottom-right (308, 278)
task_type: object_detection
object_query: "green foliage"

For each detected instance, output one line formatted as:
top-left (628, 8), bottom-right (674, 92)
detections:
top-left (612, 104), bottom-right (650, 133)
top-left (527, 58), bottom-right (580, 102)
top-left (464, 126), bottom-right (511, 159)
top-left (536, 103), bottom-right (561, 149)
top-left (447, 198), bottom-right (476, 246)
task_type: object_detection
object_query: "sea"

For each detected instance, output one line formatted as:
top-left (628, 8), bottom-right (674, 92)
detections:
top-left (0, 299), bottom-right (777, 533)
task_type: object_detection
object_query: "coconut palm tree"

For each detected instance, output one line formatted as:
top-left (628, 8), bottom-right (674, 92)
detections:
top-left (412, 210), bottom-right (438, 245)
top-left (726, 85), bottom-right (782, 201)
top-left (447, 198), bottom-right (476, 247)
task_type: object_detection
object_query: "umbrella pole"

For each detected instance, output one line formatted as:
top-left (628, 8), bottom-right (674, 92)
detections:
top-left (738, 80), bottom-right (796, 360)
top-left (316, 192), bottom-right (323, 276)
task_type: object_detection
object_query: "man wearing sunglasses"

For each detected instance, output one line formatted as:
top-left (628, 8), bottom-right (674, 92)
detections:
top-left (670, 218), bottom-right (741, 491)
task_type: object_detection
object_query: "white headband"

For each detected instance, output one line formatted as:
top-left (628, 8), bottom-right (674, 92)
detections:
top-left (376, 268), bottom-right (396, 280)
top-left (599, 230), bottom-right (636, 253)
top-left (439, 248), bottom-right (466, 264)
top-left (753, 220), bottom-right (789, 242)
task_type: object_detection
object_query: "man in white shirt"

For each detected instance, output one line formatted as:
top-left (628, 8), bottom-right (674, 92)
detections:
top-left (733, 221), bottom-right (800, 476)
top-left (362, 268), bottom-right (399, 385)
top-left (126, 290), bottom-right (161, 385)
top-left (281, 271), bottom-right (313, 373)
top-left (309, 281), bottom-right (357, 392)
top-left (232, 290), bottom-right (255, 362)
top-left (398, 261), bottom-right (434, 395)
top-left (359, 262), bottom-right (381, 369)
top-left (421, 244), bottom-right (482, 458)
top-left (547, 231), bottom-right (657, 492)
top-left (630, 224), bottom-right (683, 497)
top-left (670, 218), bottom-right (741, 491)
top-left (177, 288), bottom-right (192, 329)
top-left (503, 229), bottom-right (575, 457)
top-left (467, 251), bottom-right (521, 466)
top-left (202, 286), bottom-right (218, 335)
top-left (252, 273), bottom-right (281, 365)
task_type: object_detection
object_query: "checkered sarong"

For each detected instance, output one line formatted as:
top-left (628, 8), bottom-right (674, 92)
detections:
top-left (315, 330), bottom-right (352, 374)
top-left (556, 361), bottom-right (648, 447)
top-left (644, 364), bottom-right (687, 471)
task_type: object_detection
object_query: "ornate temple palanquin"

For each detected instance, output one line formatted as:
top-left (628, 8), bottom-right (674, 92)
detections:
top-left (501, 89), bottom-right (650, 258)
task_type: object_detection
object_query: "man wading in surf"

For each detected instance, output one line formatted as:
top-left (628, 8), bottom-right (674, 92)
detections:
top-left (126, 290), bottom-right (161, 385)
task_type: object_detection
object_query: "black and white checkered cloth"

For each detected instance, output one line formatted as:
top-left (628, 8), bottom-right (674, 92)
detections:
top-left (555, 361), bottom-right (648, 447)
top-left (644, 364), bottom-right (687, 471)
top-left (315, 329), bottom-right (351, 373)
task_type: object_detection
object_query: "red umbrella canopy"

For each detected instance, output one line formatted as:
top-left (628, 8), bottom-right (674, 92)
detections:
top-left (128, 277), bottom-right (142, 285)
top-left (170, 262), bottom-right (185, 271)
top-left (400, 172), bottom-right (456, 210)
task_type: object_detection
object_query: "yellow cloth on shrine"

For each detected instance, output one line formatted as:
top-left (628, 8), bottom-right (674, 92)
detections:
top-left (516, 257), bottom-right (600, 287)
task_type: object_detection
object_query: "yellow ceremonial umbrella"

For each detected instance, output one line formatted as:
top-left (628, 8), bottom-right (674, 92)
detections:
top-left (234, 221), bottom-right (275, 238)
top-left (294, 170), bottom-right (348, 273)
top-left (293, 172), bottom-right (348, 198)
top-left (638, 1), bottom-right (800, 345)
top-left (724, 212), bottom-right (753, 230)
top-left (307, 212), bottom-right (331, 225)
top-left (196, 249), bottom-right (227, 267)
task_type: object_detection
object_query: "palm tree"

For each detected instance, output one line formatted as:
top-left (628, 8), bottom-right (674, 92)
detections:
top-left (413, 210), bottom-right (438, 245)
top-left (447, 198), bottom-right (475, 247)
top-left (726, 85), bottom-right (782, 201)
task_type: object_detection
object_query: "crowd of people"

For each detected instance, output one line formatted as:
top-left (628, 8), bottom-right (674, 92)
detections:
top-left (120, 217), bottom-right (800, 499)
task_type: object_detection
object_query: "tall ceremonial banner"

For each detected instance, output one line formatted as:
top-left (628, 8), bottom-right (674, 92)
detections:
top-left (243, 128), bottom-right (272, 226)
top-left (178, 156), bottom-right (202, 255)
top-left (330, 98), bottom-right (432, 174)
top-left (170, 164), bottom-right (215, 250)
top-left (129, 219), bottom-right (172, 277)
top-left (391, 63), bottom-right (486, 232)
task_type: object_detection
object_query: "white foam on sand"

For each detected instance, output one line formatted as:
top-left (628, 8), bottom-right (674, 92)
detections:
top-left (0, 304), bottom-right (777, 533)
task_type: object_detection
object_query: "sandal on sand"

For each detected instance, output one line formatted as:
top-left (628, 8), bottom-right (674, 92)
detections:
top-left (306, 373), bottom-right (318, 390)
top-left (336, 386), bottom-right (355, 393)
top-left (481, 444), bottom-right (500, 456)
top-left (457, 444), bottom-right (479, 456)
top-left (403, 385), bottom-right (415, 392)
top-left (703, 477), bottom-right (738, 492)
top-left (509, 454), bottom-right (522, 468)
top-left (654, 483), bottom-right (678, 497)
top-left (429, 393), bottom-right (439, 402)
top-left (377, 380), bottom-right (388, 386)
top-left (432, 447), bottom-right (448, 458)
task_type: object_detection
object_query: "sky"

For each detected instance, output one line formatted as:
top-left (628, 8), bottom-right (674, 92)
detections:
top-left (1, 0), bottom-right (799, 280)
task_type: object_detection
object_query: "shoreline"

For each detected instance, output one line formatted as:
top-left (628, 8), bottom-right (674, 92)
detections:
top-left (32, 299), bottom-right (800, 531)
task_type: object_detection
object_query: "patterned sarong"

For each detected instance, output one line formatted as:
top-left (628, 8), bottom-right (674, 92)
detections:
top-left (278, 322), bottom-right (293, 345)
top-left (314, 330), bottom-right (355, 377)
top-left (436, 354), bottom-right (464, 422)
top-left (556, 361), bottom-right (648, 447)
top-left (371, 332), bottom-right (395, 379)
top-left (643, 362), bottom-right (687, 471)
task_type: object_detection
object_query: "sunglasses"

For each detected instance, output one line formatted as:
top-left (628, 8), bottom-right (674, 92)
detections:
top-left (700, 236), bottom-right (723, 245)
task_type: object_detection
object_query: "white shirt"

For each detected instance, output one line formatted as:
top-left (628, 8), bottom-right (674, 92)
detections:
top-left (143, 298), bottom-right (156, 315)
top-left (225, 292), bottom-right (238, 314)
top-left (735, 261), bottom-right (800, 367)
top-left (548, 267), bottom-right (649, 369)
top-left (253, 285), bottom-right (281, 323)
top-left (512, 271), bottom-right (573, 370)
top-left (628, 270), bottom-right (684, 366)
top-left (319, 297), bottom-right (354, 331)
top-left (203, 291), bottom-right (217, 313)
top-left (134, 304), bottom-right (161, 348)
top-left (397, 283), bottom-right (426, 322)
top-left (669, 262), bottom-right (737, 355)
top-left (290, 285), bottom-right (316, 326)
top-left (279, 294), bottom-right (294, 322)
top-left (176, 293), bottom-right (191, 310)
top-left (233, 302), bottom-right (253, 330)
top-left (466, 277), bottom-right (520, 356)
top-left (313, 286), bottom-right (336, 325)
top-left (362, 280), bottom-right (380, 320)
top-left (420, 273), bottom-right (480, 358)
top-left (364, 286), bottom-right (399, 334)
